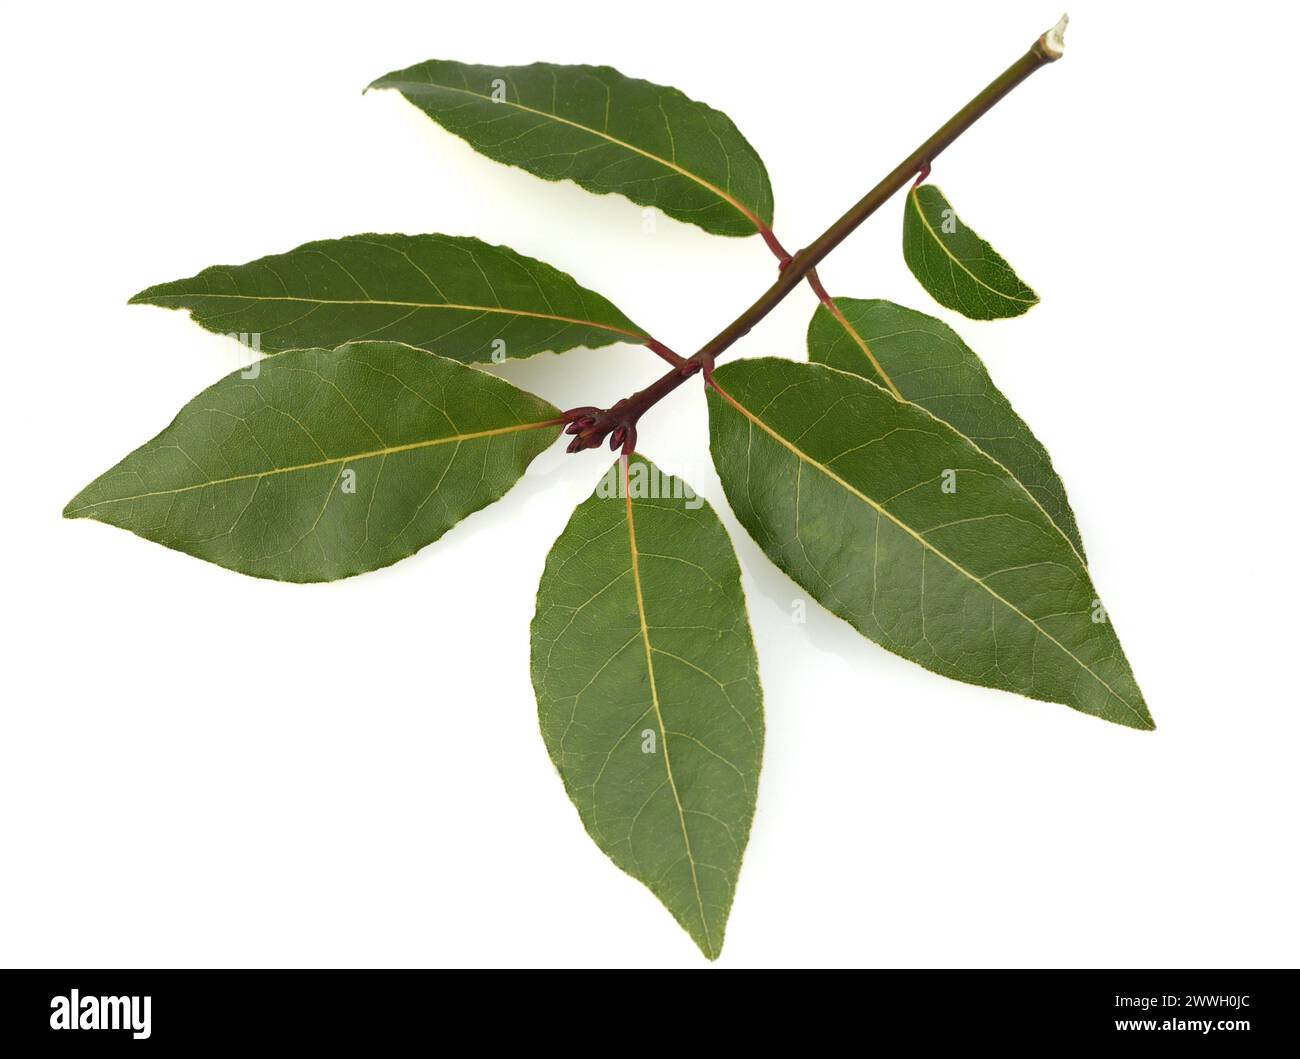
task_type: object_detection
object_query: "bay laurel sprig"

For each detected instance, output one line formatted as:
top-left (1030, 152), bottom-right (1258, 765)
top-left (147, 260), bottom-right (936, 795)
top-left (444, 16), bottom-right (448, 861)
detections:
top-left (67, 15), bottom-right (1150, 963)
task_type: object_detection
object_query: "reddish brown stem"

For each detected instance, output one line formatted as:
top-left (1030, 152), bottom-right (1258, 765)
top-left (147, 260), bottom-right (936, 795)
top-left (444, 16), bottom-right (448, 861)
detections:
top-left (758, 224), bottom-right (794, 267)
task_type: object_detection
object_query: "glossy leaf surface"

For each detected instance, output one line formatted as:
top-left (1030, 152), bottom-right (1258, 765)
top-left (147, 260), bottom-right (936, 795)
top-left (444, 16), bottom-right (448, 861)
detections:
top-left (903, 184), bottom-right (1038, 319)
top-left (707, 358), bottom-right (1150, 729)
top-left (808, 297), bottom-right (1085, 558)
top-left (370, 60), bottom-right (774, 237)
top-left (131, 234), bottom-right (646, 363)
top-left (66, 342), bottom-right (561, 581)
top-left (531, 455), bottom-right (764, 957)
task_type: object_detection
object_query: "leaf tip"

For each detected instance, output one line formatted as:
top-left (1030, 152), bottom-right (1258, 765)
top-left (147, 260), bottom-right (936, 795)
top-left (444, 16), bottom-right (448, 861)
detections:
top-left (63, 474), bottom-right (103, 519)
top-left (364, 69), bottom-right (409, 96)
top-left (694, 933), bottom-right (723, 961)
top-left (1120, 702), bottom-right (1156, 731)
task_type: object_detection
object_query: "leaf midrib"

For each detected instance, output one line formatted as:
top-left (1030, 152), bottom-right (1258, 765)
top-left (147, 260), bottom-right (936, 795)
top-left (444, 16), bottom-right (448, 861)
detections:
top-left (622, 456), bottom-right (714, 956)
top-left (822, 298), bottom-right (904, 400)
top-left (139, 292), bottom-right (648, 341)
top-left (65, 419), bottom-right (558, 515)
top-left (909, 187), bottom-right (1037, 305)
top-left (392, 76), bottom-right (764, 233)
top-left (710, 378), bottom-right (1145, 726)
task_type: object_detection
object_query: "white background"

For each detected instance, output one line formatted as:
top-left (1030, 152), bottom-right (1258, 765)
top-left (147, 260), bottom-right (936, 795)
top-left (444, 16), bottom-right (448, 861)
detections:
top-left (3, 1), bottom-right (1297, 968)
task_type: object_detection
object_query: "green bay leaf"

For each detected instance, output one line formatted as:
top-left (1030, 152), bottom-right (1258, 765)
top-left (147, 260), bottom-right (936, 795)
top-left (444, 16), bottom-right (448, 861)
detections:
top-left (65, 341), bottom-right (561, 582)
top-left (902, 184), bottom-right (1038, 320)
top-left (707, 358), bottom-right (1151, 729)
top-left (531, 455), bottom-right (763, 958)
top-left (131, 233), bottom-right (646, 363)
top-left (369, 61), bottom-right (774, 237)
top-left (808, 297), bottom-right (1085, 559)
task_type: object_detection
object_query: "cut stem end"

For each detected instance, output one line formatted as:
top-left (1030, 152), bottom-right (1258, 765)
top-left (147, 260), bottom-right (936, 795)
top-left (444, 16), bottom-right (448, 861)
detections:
top-left (1042, 14), bottom-right (1068, 60)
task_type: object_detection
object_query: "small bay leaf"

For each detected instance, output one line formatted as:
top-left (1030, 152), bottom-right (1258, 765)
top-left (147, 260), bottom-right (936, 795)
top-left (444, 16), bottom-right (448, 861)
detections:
top-left (531, 455), bottom-right (763, 958)
top-left (707, 357), bottom-right (1151, 729)
top-left (808, 297), bottom-right (1085, 559)
top-left (65, 341), bottom-right (561, 581)
top-left (902, 184), bottom-right (1038, 319)
top-left (369, 61), bottom-right (774, 237)
top-left (131, 234), bottom-right (646, 363)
